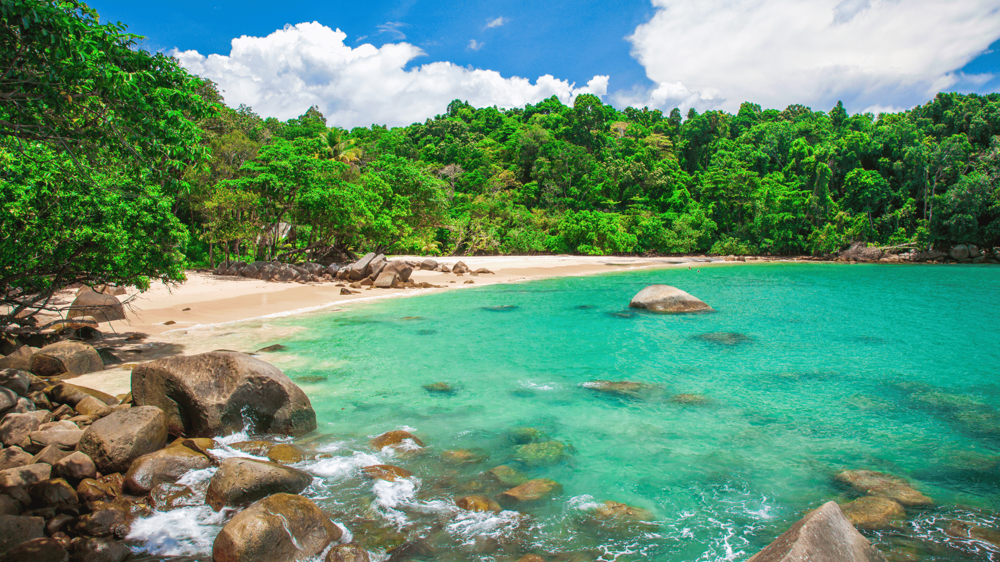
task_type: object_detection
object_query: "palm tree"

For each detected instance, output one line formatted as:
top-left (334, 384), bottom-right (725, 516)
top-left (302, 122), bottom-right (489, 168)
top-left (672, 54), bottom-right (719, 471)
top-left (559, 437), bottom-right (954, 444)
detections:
top-left (320, 129), bottom-right (361, 165)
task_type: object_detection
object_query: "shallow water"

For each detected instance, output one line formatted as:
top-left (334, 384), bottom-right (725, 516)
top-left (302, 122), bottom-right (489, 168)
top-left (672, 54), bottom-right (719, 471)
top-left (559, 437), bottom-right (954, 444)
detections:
top-left (131, 263), bottom-right (1000, 561)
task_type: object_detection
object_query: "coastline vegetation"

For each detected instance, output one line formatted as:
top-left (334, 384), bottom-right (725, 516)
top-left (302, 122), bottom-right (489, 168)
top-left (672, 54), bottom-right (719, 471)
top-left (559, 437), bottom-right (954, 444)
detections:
top-left (2, 1), bottom-right (999, 326)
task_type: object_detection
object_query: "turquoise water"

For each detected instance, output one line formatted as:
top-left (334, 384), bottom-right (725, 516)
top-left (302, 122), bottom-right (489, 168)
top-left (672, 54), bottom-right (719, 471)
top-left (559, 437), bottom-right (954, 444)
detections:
top-left (135, 263), bottom-right (1000, 561)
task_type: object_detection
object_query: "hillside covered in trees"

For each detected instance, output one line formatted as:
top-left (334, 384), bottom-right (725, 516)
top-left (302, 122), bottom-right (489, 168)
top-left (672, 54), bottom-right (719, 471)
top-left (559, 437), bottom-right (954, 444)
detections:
top-left (2, 1), bottom-right (999, 326)
top-left (180, 89), bottom-right (1000, 265)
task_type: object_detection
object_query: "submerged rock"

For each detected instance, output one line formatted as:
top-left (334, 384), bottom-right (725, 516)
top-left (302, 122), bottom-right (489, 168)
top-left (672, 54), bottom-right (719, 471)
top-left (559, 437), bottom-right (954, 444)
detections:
top-left (485, 465), bottom-right (528, 487)
top-left (834, 470), bottom-right (934, 507)
top-left (746, 501), bottom-right (887, 562)
top-left (628, 285), bottom-right (712, 313)
top-left (581, 380), bottom-right (662, 399)
top-left (422, 382), bottom-right (454, 393)
top-left (131, 351), bottom-right (316, 438)
top-left (592, 500), bottom-right (656, 523)
top-left (670, 393), bottom-right (711, 405)
top-left (693, 332), bottom-right (753, 346)
top-left (839, 496), bottom-right (906, 530)
top-left (456, 495), bottom-right (501, 513)
top-left (482, 305), bottom-right (518, 312)
top-left (507, 427), bottom-right (548, 444)
top-left (498, 478), bottom-right (562, 504)
top-left (213, 493), bottom-right (342, 562)
top-left (513, 441), bottom-right (569, 467)
top-left (361, 465), bottom-right (412, 482)
top-left (945, 521), bottom-right (1000, 549)
top-left (441, 449), bottom-right (489, 465)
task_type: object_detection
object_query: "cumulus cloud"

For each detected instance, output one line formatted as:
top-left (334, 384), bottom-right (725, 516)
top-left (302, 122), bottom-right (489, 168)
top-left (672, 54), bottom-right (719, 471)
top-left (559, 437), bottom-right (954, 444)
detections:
top-left (625, 0), bottom-right (1000, 114)
top-left (173, 22), bottom-right (609, 128)
top-left (468, 39), bottom-right (484, 51)
top-left (485, 16), bottom-right (506, 29)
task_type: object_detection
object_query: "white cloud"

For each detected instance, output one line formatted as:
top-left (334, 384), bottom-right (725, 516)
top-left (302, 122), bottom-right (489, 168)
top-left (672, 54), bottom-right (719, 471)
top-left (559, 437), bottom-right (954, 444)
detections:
top-left (485, 16), bottom-right (506, 29)
top-left (376, 22), bottom-right (408, 39)
top-left (625, 0), bottom-right (1000, 114)
top-left (468, 39), bottom-right (484, 51)
top-left (173, 22), bottom-right (609, 128)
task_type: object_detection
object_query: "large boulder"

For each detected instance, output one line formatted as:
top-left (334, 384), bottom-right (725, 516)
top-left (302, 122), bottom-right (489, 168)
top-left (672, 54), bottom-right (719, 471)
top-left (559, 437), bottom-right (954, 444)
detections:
top-left (949, 244), bottom-right (970, 261)
top-left (419, 259), bottom-right (438, 271)
top-left (205, 458), bottom-right (312, 511)
top-left (839, 496), bottom-right (905, 530)
top-left (0, 537), bottom-right (68, 562)
top-left (30, 341), bottom-right (104, 378)
top-left (367, 255), bottom-right (388, 279)
top-left (0, 369), bottom-right (33, 397)
top-left (124, 443), bottom-right (212, 494)
top-left (66, 288), bottom-right (125, 323)
top-left (131, 351), bottom-right (316, 438)
top-left (48, 383), bottom-right (117, 407)
top-left (347, 253), bottom-right (376, 281)
top-left (76, 406), bottom-right (168, 474)
top-left (746, 501), bottom-right (886, 562)
top-left (373, 272), bottom-right (398, 289)
top-left (0, 514), bottom-right (45, 553)
top-left (212, 493), bottom-right (342, 562)
top-left (0, 348), bottom-right (34, 371)
top-left (382, 262), bottom-right (413, 282)
top-left (628, 285), bottom-right (712, 313)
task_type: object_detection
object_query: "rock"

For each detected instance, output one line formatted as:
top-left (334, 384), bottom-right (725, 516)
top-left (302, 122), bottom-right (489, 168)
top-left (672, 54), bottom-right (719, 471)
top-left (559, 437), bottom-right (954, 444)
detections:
top-left (74, 397), bottom-right (111, 418)
top-left (368, 255), bottom-right (388, 279)
top-left (485, 465), bottom-right (528, 487)
top-left (517, 556), bottom-right (545, 562)
top-left (12, 396), bottom-right (35, 414)
top-left (915, 250), bottom-right (948, 261)
top-left (0, 413), bottom-right (41, 448)
top-left (581, 380), bottom-right (662, 399)
top-left (75, 479), bottom-right (117, 504)
top-left (131, 351), bottom-right (316, 438)
top-left (746, 501), bottom-right (887, 562)
top-left (628, 285), bottom-right (712, 313)
top-left (324, 265), bottom-right (340, 277)
top-left (370, 430), bottom-right (424, 452)
top-left (48, 384), bottom-right (117, 408)
top-left (28, 429), bottom-right (85, 451)
top-left (593, 500), bottom-right (656, 522)
top-left (66, 288), bottom-right (125, 323)
top-left (326, 544), bottom-right (371, 562)
top-left (53, 452), bottom-right (97, 481)
top-left (73, 505), bottom-right (126, 537)
top-left (693, 332), bottom-right (752, 346)
top-left (30, 342), bottom-right (104, 378)
top-left (267, 444), bottom-right (306, 465)
top-left (670, 393), bottom-right (711, 405)
top-left (361, 465), bottom-right (412, 482)
top-left (347, 252), bottom-right (377, 281)
top-left (212, 493), bottom-right (342, 562)
top-left (76, 406), bottom-right (168, 474)
top-left (464, 280), bottom-right (475, 284)
top-left (422, 382), bottom-right (453, 393)
top-left (419, 259), bottom-right (438, 271)
top-left (0, 386), bottom-right (17, 413)
top-left (514, 441), bottom-right (568, 466)
top-left (230, 440), bottom-right (274, 456)
top-left (834, 470), bottom-right (933, 507)
top-left (28, 478), bottom-right (78, 508)
top-left (0, 368), bottom-right (32, 396)
top-left (456, 495), bottom-right (500, 512)
top-left (30, 445), bottom-right (71, 467)
top-left (205, 458), bottom-right (312, 511)
top-left (382, 262), bottom-right (413, 282)
top-left (0, 348), bottom-right (34, 371)
top-left (0, 463), bottom-right (51, 488)
top-left (945, 521), bottom-right (1000, 548)
top-left (0, 494), bottom-right (20, 515)
top-left (68, 536), bottom-right (130, 562)
top-left (498, 479), bottom-right (562, 504)
top-left (373, 271), bottom-right (399, 289)
top-left (439, 265), bottom-right (452, 273)
top-left (474, 268), bottom-right (493, 275)
top-left (124, 444), bottom-right (212, 494)
top-left (340, 288), bottom-right (353, 295)
top-left (969, 245), bottom-right (981, 258)
top-left (0, 515), bottom-right (45, 553)
top-left (46, 513), bottom-right (74, 535)
top-left (0, 537), bottom-right (68, 562)
top-left (839, 496), bottom-right (906, 530)
top-left (0, 447), bottom-right (33, 471)
top-left (949, 244), bottom-right (970, 261)
top-left (256, 344), bottom-right (287, 353)
top-left (452, 261), bottom-right (469, 274)
top-left (441, 449), bottom-right (488, 465)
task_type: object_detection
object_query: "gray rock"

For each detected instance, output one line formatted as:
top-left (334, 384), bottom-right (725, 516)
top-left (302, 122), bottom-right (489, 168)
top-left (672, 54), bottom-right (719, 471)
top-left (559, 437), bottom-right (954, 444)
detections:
top-left (0, 463), bottom-right (51, 488)
top-left (347, 252), bottom-right (376, 281)
top-left (628, 285), bottom-right (712, 313)
top-left (124, 444), bottom-right (211, 494)
top-left (950, 244), bottom-right (970, 261)
top-left (29, 445), bottom-right (71, 467)
top-left (746, 501), bottom-right (886, 562)
top-left (76, 406), bottom-right (168, 474)
top-left (28, 429), bottom-right (85, 452)
top-left (419, 259), bottom-right (438, 271)
top-left (0, 413), bottom-right (41, 448)
top-left (0, 447), bottom-right (33, 471)
top-left (0, 387), bottom-right (16, 413)
top-left (212, 493), bottom-right (341, 562)
top-left (131, 351), bottom-right (316, 438)
top-left (367, 255), bottom-right (388, 279)
top-left (0, 368), bottom-right (32, 396)
top-left (969, 245), bottom-right (981, 258)
top-left (452, 261), bottom-right (469, 274)
top-left (205, 457), bottom-right (312, 511)
top-left (373, 271), bottom-right (398, 289)
top-left (382, 262), bottom-right (413, 282)
top-left (0, 514), bottom-right (45, 553)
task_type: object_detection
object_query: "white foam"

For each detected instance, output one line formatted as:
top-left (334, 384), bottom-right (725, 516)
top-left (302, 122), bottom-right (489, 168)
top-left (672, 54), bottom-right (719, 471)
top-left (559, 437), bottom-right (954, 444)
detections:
top-left (518, 380), bottom-right (557, 390)
top-left (126, 505), bottom-right (229, 557)
top-left (567, 494), bottom-right (602, 511)
top-left (306, 451), bottom-right (381, 480)
top-left (446, 509), bottom-right (526, 545)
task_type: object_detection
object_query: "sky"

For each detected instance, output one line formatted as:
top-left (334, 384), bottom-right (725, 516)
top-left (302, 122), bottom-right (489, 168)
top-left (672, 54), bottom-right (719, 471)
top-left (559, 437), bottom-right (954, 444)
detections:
top-left (88, 0), bottom-right (1000, 129)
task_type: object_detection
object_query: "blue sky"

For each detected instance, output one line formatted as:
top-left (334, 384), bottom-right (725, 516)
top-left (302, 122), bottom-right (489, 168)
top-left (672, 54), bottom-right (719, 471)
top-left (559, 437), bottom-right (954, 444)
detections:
top-left (88, 0), bottom-right (1000, 128)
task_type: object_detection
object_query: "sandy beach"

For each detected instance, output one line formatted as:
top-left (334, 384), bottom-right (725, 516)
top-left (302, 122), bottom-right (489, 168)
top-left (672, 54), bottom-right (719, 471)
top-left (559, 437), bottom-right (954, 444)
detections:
top-left (69, 255), bottom-right (734, 395)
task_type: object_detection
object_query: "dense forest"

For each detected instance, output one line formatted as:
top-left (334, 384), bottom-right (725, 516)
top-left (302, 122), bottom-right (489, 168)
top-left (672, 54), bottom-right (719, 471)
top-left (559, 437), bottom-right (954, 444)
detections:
top-left (2, 1), bottom-right (999, 325)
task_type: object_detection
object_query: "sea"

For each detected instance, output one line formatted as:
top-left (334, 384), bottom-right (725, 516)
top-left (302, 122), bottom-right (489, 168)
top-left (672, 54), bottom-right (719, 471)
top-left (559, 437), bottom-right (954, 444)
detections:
top-left (126, 263), bottom-right (1000, 562)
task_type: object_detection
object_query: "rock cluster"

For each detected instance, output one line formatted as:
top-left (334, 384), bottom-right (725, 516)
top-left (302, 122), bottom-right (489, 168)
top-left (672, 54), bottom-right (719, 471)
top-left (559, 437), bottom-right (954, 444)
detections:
top-left (211, 255), bottom-right (493, 287)
top-left (837, 242), bottom-right (999, 264)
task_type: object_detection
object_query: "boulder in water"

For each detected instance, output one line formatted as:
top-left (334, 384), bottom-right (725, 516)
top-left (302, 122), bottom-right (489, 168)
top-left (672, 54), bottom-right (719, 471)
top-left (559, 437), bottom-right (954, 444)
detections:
top-left (628, 285), bottom-right (712, 313)
top-left (670, 393), bottom-right (711, 405)
top-left (370, 430), bottom-right (424, 452)
top-left (693, 332), bottom-right (752, 346)
top-left (422, 382), bottom-right (453, 393)
top-left (205, 458), bottom-right (312, 511)
top-left (212, 493), bottom-right (342, 562)
top-left (834, 470), bottom-right (933, 507)
top-left (497, 478), bottom-right (562, 504)
top-left (514, 441), bottom-right (568, 467)
top-left (131, 351), bottom-right (316, 438)
top-left (456, 495), bottom-right (501, 513)
top-left (361, 465), bottom-right (412, 482)
top-left (326, 544), bottom-right (371, 562)
top-left (746, 501), bottom-right (886, 562)
top-left (839, 496), bottom-right (905, 530)
top-left (485, 465), bottom-right (528, 487)
top-left (124, 443), bottom-right (212, 494)
top-left (66, 288), bottom-right (125, 323)
top-left (581, 380), bottom-right (662, 399)
top-left (593, 500), bottom-right (656, 523)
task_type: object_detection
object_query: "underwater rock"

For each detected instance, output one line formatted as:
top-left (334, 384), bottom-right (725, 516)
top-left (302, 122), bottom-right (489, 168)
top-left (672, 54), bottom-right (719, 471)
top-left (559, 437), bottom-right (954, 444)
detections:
top-left (746, 501), bottom-right (887, 562)
top-left (834, 470), bottom-right (934, 507)
top-left (693, 332), bottom-right (752, 346)
top-left (945, 521), bottom-right (1000, 548)
top-left (839, 496), bottom-right (906, 530)
top-left (670, 393), bottom-right (711, 405)
top-left (370, 430), bottom-right (424, 452)
top-left (581, 380), bottom-right (661, 399)
top-left (213, 493), bottom-right (342, 562)
top-left (456, 495), bottom-right (501, 513)
top-left (422, 382), bottom-right (453, 393)
top-left (498, 478), bottom-right (562, 504)
top-left (592, 500), bottom-right (656, 523)
top-left (513, 441), bottom-right (569, 467)
top-left (483, 305), bottom-right (518, 312)
top-left (131, 351), bottom-right (316, 438)
top-left (507, 427), bottom-right (548, 444)
top-left (255, 344), bottom-right (287, 353)
top-left (361, 465), bottom-right (412, 482)
top-left (327, 544), bottom-right (371, 562)
top-left (628, 285), bottom-right (712, 313)
top-left (441, 449), bottom-right (489, 465)
top-left (485, 465), bottom-right (528, 487)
